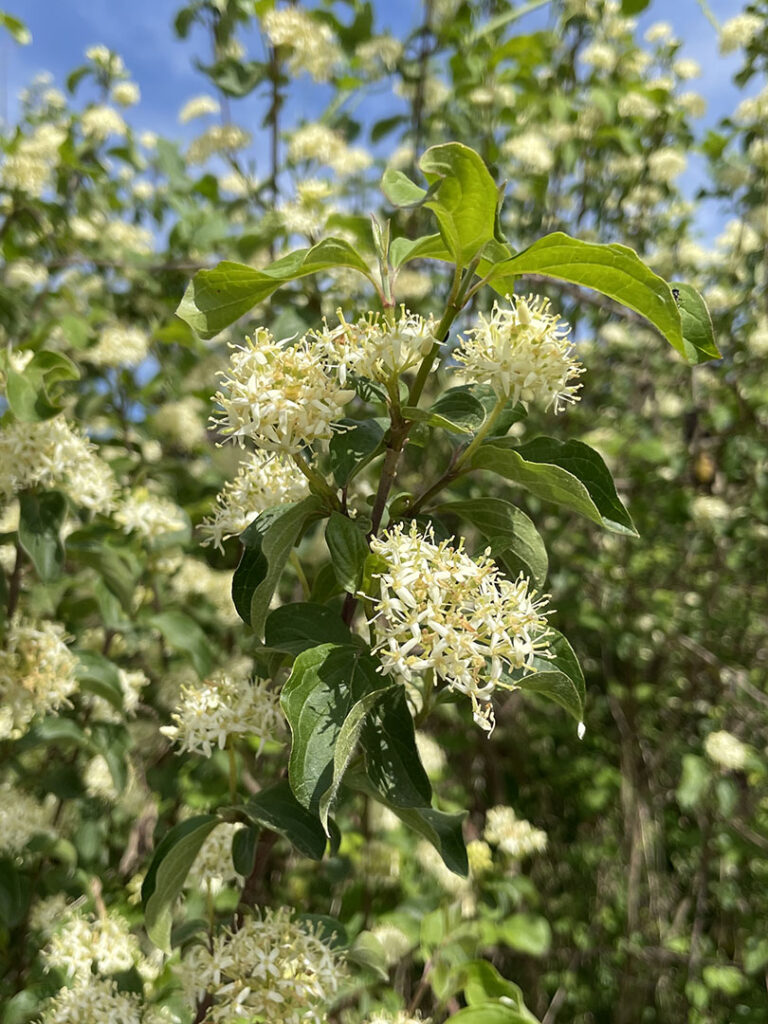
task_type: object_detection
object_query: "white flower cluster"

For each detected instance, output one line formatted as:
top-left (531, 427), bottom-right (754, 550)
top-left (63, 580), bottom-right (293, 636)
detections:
top-left (213, 329), bottom-right (355, 453)
top-left (179, 908), bottom-right (343, 1023)
top-left (720, 13), bottom-right (763, 54)
top-left (81, 105), bottom-right (127, 142)
top-left (0, 617), bottom-right (79, 739)
top-left (315, 307), bottom-right (437, 384)
top-left (705, 730), bottom-right (749, 772)
top-left (5, 259), bottom-right (49, 288)
top-left (201, 451), bottom-right (309, 551)
top-left (367, 523), bottom-right (550, 732)
top-left (160, 671), bottom-right (285, 756)
top-left (102, 219), bottom-right (154, 255)
top-left (153, 396), bottom-right (207, 450)
top-left (114, 489), bottom-right (187, 541)
top-left (262, 8), bottom-right (342, 82)
top-left (85, 323), bottom-right (150, 368)
top-left (454, 294), bottom-right (583, 412)
top-left (187, 124), bottom-right (251, 164)
top-left (288, 122), bottom-right (372, 176)
top-left (0, 781), bottom-right (54, 853)
top-left (40, 977), bottom-right (144, 1024)
top-left (85, 44), bottom-right (125, 74)
top-left (483, 805), bottom-right (548, 858)
top-left (502, 130), bottom-right (554, 174)
top-left (178, 94), bottom-right (220, 123)
top-left (365, 1013), bottom-right (425, 1024)
top-left (648, 147), bottom-right (687, 183)
top-left (111, 81), bottom-right (140, 107)
top-left (355, 35), bottom-right (403, 74)
top-left (44, 907), bottom-right (142, 981)
top-left (170, 556), bottom-right (239, 624)
top-left (617, 91), bottom-right (657, 120)
top-left (1, 123), bottom-right (67, 197)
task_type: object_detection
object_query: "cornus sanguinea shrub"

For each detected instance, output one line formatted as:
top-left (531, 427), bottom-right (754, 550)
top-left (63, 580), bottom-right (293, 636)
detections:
top-left (8, 0), bottom-right (768, 1019)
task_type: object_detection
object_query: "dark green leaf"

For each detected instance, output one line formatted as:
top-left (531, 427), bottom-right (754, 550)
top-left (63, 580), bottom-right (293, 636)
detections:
top-left (142, 815), bottom-right (220, 952)
top-left (265, 602), bottom-right (356, 656)
top-left (18, 490), bottom-right (66, 581)
top-left (428, 388), bottom-right (487, 434)
top-left (0, 861), bottom-right (29, 927)
top-left (437, 498), bottom-right (548, 589)
top-left (150, 610), bottom-right (213, 679)
top-left (231, 824), bottom-right (259, 875)
top-left (515, 437), bottom-right (637, 535)
top-left (244, 780), bottom-right (327, 860)
top-left (75, 650), bottom-right (124, 712)
top-left (506, 628), bottom-right (586, 725)
top-left (325, 513), bottom-right (369, 593)
top-left (447, 1002), bottom-right (535, 1023)
top-left (361, 686), bottom-right (432, 807)
top-left (329, 419), bottom-right (385, 486)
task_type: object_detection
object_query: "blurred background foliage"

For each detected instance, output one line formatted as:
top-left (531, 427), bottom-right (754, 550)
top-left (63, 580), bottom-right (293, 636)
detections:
top-left (0, 1), bottom-right (766, 1022)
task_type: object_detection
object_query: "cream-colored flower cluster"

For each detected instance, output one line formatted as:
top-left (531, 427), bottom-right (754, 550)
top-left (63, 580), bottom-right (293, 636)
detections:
top-left (81, 105), bottom-right (127, 142)
top-left (169, 556), bottom-right (238, 624)
top-left (160, 671), bottom-right (285, 756)
top-left (40, 977), bottom-right (145, 1024)
top-left (201, 451), bottom-right (309, 551)
top-left (453, 294), bottom-right (583, 412)
top-left (288, 122), bottom-right (372, 176)
top-left (153, 396), bottom-right (207, 450)
top-left (1, 123), bottom-right (67, 197)
top-left (502, 130), bottom-right (554, 174)
top-left (483, 805), bottom-right (548, 858)
top-left (187, 124), bottom-right (251, 164)
top-left (0, 618), bottom-right (78, 739)
top-left (85, 323), bottom-right (150, 367)
top-left (111, 81), bottom-right (140, 107)
top-left (213, 329), bottom-right (355, 453)
top-left (178, 908), bottom-right (343, 1023)
top-left (315, 307), bottom-right (437, 385)
top-left (179, 94), bottom-right (220, 123)
top-left (367, 523), bottom-right (550, 733)
top-left (0, 781), bottom-right (54, 853)
top-left (705, 730), bottom-right (749, 771)
top-left (45, 907), bottom-right (142, 981)
top-left (114, 489), bottom-right (187, 541)
top-left (5, 259), bottom-right (49, 288)
top-left (262, 7), bottom-right (342, 82)
top-left (647, 147), bottom-right (687, 183)
top-left (186, 821), bottom-right (244, 895)
top-left (720, 13), bottom-right (763, 54)
top-left (365, 1013), bottom-right (426, 1024)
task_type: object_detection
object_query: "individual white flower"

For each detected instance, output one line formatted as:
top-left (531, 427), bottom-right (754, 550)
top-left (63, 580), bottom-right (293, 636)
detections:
top-left (160, 672), bottom-right (285, 756)
top-left (314, 307), bottom-right (436, 385)
top-left (178, 94), bottom-right (221, 123)
top-left (139, 130), bottom-right (158, 149)
top-left (0, 618), bottom-right (78, 739)
top-left (81, 105), bottom-right (127, 141)
top-left (719, 13), bottom-right (763, 54)
top-left (646, 147), bottom-right (687, 183)
top-left (502, 129), bottom-right (553, 174)
top-left (178, 907), bottom-right (343, 1023)
top-left (0, 781), bottom-right (54, 853)
top-left (367, 523), bottom-right (550, 733)
top-left (201, 451), bottom-right (309, 551)
top-left (40, 977), bottom-right (143, 1024)
top-left (84, 323), bottom-right (149, 367)
top-left (111, 81), bottom-right (140, 106)
top-left (262, 8), bottom-right (342, 81)
top-left (453, 294), bottom-right (582, 411)
top-left (185, 821), bottom-right (244, 895)
top-left (114, 489), bottom-right (187, 541)
top-left (187, 124), bottom-right (251, 163)
top-left (484, 805), bottom-right (548, 857)
top-left (213, 328), bottom-right (355, 453)
top-left (705, 730), bottom-right (749, 771)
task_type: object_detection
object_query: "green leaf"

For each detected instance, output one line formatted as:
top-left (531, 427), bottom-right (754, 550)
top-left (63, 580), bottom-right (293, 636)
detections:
top-left (677, 754), bottom-right (710, 810)
top-left (231, 824), bottom-right (259, 876)
top-left (507, 629), bottom-right (586, 725)
top-left (671, 282), bottom-right (720, 364)
top-left (447, 1003), bottom-right (536, 1023)
top-left (150, 610), bottom-right (213, 679)
top-left (329, 419), bottom-right (385, 486)
top-left (471, 443), bottom-right (604, 528)
top-left (281, 643), bottom-right (387, 813)
top-left (483, 232), bottom-right (715, 364)
top-left (176, 239), bottom-right (373, 339)
top-left (381, 168), bottom-right (428, 208)
top-left (75, 650), bottom-right (124, 712)
top-left (419, 143), bottom-right (499, 264)
top-left (498, 913), bottom-right (552, 956)
top-left (390, 233), bottom-right (451, 269)
top-left (142, 815), bottom-right (219, 952)
top-left (458, 960), bottom-right (538, 1019)
top-left (348, 930), bottom-right (390, 981)
top-left (621, 0), bottom-right (650, 12)
top-left (18, 490), bottom-right (67, 581)
top-left (361, 687), bottom-right (432, 808)
top-left (4, 350), bottom-right (80, 421)
top-left (0, 861), bottom-right (29, 927)
top-left (232, 497), bottom-right (324, 634)
top-left (428, 388), bottom-right (487, 434)
top-left (514, 437), bottom-right (637, 536)
top-left (265, 602), bottom-right (357, 656)
top-left (325, 513), bottom-right (370, 593)
top-left (0, 12), bottom-right (31, 44)
top-left (437, 498), bottom-right (548, 590)
top-left (244, 780), bottom-right (328, 860)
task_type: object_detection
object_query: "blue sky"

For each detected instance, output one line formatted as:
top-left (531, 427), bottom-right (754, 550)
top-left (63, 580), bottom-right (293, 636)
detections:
top-left (0, 0), bottom-right (757, 242)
